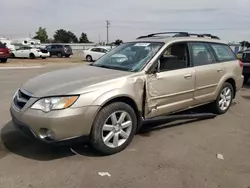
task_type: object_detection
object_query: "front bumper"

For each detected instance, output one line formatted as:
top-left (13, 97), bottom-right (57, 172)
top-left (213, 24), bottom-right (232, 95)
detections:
top-left (10, 102), bottom-right (99, 143)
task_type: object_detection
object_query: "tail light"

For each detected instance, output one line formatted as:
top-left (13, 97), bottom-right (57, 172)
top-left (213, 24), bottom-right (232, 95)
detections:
top-left (238, 60), bottom-right (243, 68)
top-left (37, 49), bottom-right (41, 52)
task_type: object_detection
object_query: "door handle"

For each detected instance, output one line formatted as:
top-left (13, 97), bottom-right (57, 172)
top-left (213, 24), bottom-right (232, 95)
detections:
top-left (217, 69), bottom-right (223, 72)
top-left (184, 74), bottom-right (192, 79)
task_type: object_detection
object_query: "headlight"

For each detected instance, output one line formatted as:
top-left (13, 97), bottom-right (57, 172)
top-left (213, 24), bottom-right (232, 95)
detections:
top-left (31, 96), bottom-right (78, 112)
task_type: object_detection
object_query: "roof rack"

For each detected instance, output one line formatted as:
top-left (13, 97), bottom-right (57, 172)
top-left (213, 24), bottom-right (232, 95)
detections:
top-left (137, 32), bottom-right (220, 40)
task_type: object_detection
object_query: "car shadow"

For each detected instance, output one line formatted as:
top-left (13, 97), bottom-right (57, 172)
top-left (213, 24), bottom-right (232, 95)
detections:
top-left (1, 111), bottom-right (215, 161)
top-left (1, 121), bottom-right (104, 161)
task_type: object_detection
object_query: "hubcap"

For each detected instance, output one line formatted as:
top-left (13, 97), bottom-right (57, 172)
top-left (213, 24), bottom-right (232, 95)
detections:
top-left (102, 111), bottom-right (132, 148)
top-left (219, 87), bottom-right (232, 111)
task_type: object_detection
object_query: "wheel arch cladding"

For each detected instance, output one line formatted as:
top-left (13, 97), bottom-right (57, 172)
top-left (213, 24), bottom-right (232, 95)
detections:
top-left (225, 78), bottom-right (236, 98)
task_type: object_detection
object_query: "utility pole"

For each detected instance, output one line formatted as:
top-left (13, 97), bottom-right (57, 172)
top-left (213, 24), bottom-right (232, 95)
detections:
top-left (106, 20), bottom-right (110, 45)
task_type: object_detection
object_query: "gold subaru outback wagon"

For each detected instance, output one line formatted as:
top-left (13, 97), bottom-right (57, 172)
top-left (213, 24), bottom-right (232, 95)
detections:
top-left (10, 32), bottom-right (244, 155)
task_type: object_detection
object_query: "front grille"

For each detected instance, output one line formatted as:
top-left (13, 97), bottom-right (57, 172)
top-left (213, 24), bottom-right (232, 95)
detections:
top-left (13, 89), bottom-right (32, 110)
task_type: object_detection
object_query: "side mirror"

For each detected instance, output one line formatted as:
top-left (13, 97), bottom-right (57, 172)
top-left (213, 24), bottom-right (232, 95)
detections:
top-left (147, 60), bottom-right (160, 74)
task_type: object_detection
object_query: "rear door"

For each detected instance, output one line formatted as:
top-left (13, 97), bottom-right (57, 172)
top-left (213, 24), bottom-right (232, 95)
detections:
top-left (189, 42), bottom-right (224, 105)
top-left (23, 47), bottom-right (32, 57)
top-left (90, 48), bottom-right (99, 60)
top-left (15, 47), bottom-right (25, 57)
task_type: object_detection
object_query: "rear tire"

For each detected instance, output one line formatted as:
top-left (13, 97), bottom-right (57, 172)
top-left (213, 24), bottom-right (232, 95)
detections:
top-left (211, 82), bottom-right (233, 114)
top-left (0, 58), bottom-right (7, 63)
top-left (86, 55), bottom-right (92, 62)
top-left (91, 102), bottom-right (137, 155)
top-left (57, 52), bottom-right (62, 58)
top-left (41, 57), bottom-right (46, 59)
top-left (29, 53), bottom-right (35, 59)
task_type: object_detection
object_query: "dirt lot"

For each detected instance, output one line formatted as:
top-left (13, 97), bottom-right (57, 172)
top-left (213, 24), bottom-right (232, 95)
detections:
top-left (0, 63), bottom-right (250, 188)
top-left (0, 56), bottom-right (85, 67)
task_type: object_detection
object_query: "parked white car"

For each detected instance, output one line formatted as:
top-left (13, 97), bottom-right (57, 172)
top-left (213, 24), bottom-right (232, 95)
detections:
top-left (11, 46), bottom-right (50, 59)
top-left (83, 46), bottom-right (111, 62)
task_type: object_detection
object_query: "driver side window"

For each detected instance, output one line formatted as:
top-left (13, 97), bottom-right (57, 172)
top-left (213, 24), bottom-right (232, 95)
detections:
top-left (159, 42), bottom-right (189, 72)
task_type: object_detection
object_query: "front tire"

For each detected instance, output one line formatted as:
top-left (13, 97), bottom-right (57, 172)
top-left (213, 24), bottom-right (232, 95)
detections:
top-left (86, 55), bottom-right (92, 62)
top-left (211, 82), bottom-right (233, 114)
top-left (41, 57), bottom-right (46, 59)
top-left (57, 52), bottom-right (62, 58)
top-left (10, 53), bottom-right (15, 58)
top-left (91, 102), bottom-right (137, 155)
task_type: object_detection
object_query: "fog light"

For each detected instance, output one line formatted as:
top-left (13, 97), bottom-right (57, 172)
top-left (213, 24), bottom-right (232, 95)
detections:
top-left (39, 128), bottom-right (55, 140)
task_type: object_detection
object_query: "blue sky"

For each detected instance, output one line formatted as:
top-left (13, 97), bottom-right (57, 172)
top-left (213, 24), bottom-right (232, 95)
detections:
top-left (1, 0), bottom-right (250, 42)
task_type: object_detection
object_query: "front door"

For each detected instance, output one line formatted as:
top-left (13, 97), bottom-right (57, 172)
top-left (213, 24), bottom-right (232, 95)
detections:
top-left (145, 42), bottom-right (195, 118)
top-left (189, 42), bottom-right (224, 105)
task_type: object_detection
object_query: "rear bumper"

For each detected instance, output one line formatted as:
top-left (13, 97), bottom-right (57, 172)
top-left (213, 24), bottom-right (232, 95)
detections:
top-left (243, 64), bottom-right (250, 76)
top-left (0, 54), bottom-right (10, 58)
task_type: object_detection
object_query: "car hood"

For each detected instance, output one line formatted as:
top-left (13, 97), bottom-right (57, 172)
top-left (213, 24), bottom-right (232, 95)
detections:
top-left (22, 65), bottom-right (132, 97)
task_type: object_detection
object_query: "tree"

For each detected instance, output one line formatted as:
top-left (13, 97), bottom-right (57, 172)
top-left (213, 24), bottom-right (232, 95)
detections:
top-left (53, 29), bottom-right (78, 43)
top-left (240, 41), bottom-right (250, 48)
top-left (114, 39), bottom-right (123, 45)
top-left (79, 32), bottom-right (90, 43)
top-left (33, 27), bottom-right (48, 43)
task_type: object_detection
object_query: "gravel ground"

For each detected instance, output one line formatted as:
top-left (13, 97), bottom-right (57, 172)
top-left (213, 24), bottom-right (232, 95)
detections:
top-left (0, 63), bottom-right (250, 188)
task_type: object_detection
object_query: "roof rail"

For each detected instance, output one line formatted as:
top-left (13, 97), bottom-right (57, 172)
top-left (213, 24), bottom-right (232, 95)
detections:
top-left (137, 32), bottom-right (220, 40)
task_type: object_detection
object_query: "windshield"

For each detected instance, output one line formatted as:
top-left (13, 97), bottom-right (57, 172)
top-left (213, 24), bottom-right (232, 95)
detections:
top-left (92, 42), bottom-right (164, 72)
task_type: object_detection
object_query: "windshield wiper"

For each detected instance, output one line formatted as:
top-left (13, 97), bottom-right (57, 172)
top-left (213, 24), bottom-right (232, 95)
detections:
top-left (92, 64), bottom-right (130, 72)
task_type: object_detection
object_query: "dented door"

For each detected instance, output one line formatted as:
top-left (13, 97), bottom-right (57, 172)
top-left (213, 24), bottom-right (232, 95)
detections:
top-left (145, 68), bottom-right (195, 118)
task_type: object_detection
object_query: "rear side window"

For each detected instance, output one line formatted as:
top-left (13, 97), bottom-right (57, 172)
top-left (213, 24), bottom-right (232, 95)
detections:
top-left (210, 44), bottom-right (236, 61)
top-left (64, 45), bottom-right (71, 49)
top-left (190, 43), bottom-right (216, 66)
top-left (242, 52), bottom-right (250, 63)
top-left (91, 48), bottom-right (101, 52)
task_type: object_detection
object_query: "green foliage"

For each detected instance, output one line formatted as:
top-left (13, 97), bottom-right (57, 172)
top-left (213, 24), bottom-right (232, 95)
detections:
top-left (33, 27), bottom-right (48, 43)
top-left (240, 41), bottom-right (250, 48)
top-left (53, 29), bottom-right (78, 43)
top-left (79, 32), bottom-right (90, 43)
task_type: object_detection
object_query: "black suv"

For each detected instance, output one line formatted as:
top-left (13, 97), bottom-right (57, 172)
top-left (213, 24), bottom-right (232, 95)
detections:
top-left (46, 44), bottom-right (73, 58)
top-left (242, 50), bottom-right (250, 83)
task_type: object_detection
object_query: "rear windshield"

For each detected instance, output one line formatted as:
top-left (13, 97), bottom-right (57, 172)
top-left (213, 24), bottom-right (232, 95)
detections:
top-left (210, 44), bottom-right (236, 61)
top-left (64, 45), bottom-right (72, 49)
top-left (0, 43), bottom-right (6, 48)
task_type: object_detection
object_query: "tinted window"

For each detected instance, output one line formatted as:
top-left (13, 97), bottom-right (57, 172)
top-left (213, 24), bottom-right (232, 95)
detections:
top-left (0, 43), bottom-right (6, 48)
top-left (210, 44), bottom-right (236, 61)
top-left (242, 52), bottom-right (250, 63)
top-left (159, 42), bottom-right (189, 71)
top-left (46, 46), bottom-right (51, 49)
top-left (91, 48), bottom-right (99, 52)
top-left (100, 48), bottom-right (107, 53)
top-left (190, 43), bottom-right (216, 66)
top-left (51, 45), bottom-right (58, 49)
